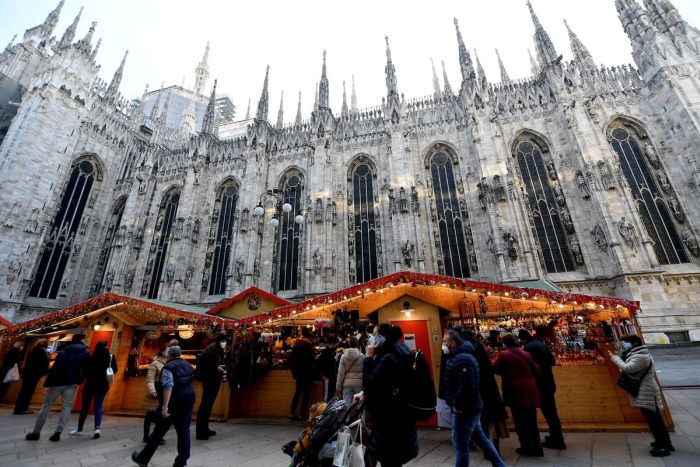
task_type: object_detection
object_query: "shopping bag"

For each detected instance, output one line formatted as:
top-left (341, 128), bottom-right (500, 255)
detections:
top-left (3, 364), bottom-right (20, 383)
top-left (105, 355), bottom-right (115, 385)
top-left (333, 428), bottom-right (351, 467)
top-left (348, 419), bottom-right (365, 467)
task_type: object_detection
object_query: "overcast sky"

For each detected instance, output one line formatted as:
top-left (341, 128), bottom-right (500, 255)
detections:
top-left (2, 0), bottom-right (700, 123)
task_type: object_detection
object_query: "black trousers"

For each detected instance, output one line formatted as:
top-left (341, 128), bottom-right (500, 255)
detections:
top-left (14, 376), bottom-right (40, 413)
top-left (143, 410), bottom-right (158, 441)
top-left (539, 389), bottom-right (564, 443)
top-left (641, 408), bottom-right (671, 447)
top-left (290, 378), bottom-right (312, 418)
top-left (511, 405), bottom-right (541, 449)
top-left (196, 381), bottom-right (221, 437)
top-left (136, 406), bottom-right (192, 467)
top-left (326, 376), bottom-right (337, 402)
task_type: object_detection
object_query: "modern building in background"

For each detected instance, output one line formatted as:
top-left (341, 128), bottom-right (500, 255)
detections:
top-left (1, 0), bottom-right (700, 343)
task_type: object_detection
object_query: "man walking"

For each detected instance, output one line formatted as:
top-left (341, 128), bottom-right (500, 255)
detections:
top-left (443, 329), bottom-right (505, 467)
top-left (518, 330), bottom-right (566, 450)
top-left (25, 333), bottom-right (89, 442)
top-left (195, 334), bottom-right (228, 440)
top-left (132, 346), bottom-right (195, 467)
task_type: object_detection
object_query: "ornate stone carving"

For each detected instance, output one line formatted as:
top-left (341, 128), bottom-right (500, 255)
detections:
top-left (313, 248), bottom-right (322, 275)
top-left (570, 239), bottom-right (584, 265)
top-left (618, 217), bottom-right (636, 248)
top-left (239, 208), bottom-right (250, 232)
top-left (184, 267), bottom-right (194, 290)
top-left (6, 260), bottom-right (21, 284)
top-left (597, 161), bottom-right (615, 190)
top-left (493, 175), bottom-right (506, 202)
top-left (388, 189), bottom-right (397, 216)
top-left (643, 142), bottom-right (661, 169)
top-left (410, 187), bottom-right (419, 213)
top-left (104, 270), bottom-right (114, 291)
top-left (315, 198), bottom-right (323, 223)
top-left (399, 187), bottom-right (409, 213)
top-left (575, 170), bottom-right (591, 199)
top-left (682, 230), bottom-right (699, 257)
top-left (401, 240), bottom-right (414, 267)
top-left (656, 173), bottom-right (671, 193)
top-left (192, 220), bottom-right (200, 243)
top-left (155, 215), bottom-right (163, 231)
top-left (668, 197), bottom-right (685, 223)
top-left (547, 162), bottom-right (558, 181)
top-left (559, 207), bottom-right (575, 233)
top-left (165, 264), bottom-right (175, 284)
top-left (234, 257), bottom-right (244, 283)
top-left (503, 232), bottom-right (518, 260)
top-left (201, 270), bottom-right (209, 292)
top-left (552, 182), bottom-right (566, 206)
top-left (24, 208), bottom-right (40, 233)
top-left (591, 224), bottom-right (608, 252)
top-left (477, 178), bottom-right (491, 210)
top-left (123, 270), bottom-right (134, 294)
top-left (253, 258), bottom-right (261, 280)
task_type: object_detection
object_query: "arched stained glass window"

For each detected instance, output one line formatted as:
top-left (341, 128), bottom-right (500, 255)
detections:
top-left (30, 160), bottom-right (96, 299)
top-left (430, 151), bottom-right (470, 278)
top-left (351, 163), bottom-right (378, 283)
top-left (147, 191), bottom-right (180, 299)
top-left (275, 172), bottom-right (303, 291)
top-left (515, 140), bottom-right (575, 273)
top-left (94, 196), bottom-right (127, 292)
top-left (209, 183), bottom-right (238, 295)
top-left (609, 126), bottom-right (687, 264)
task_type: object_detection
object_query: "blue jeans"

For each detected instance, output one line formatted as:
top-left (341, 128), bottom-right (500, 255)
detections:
top-left (451, 411), bottom-right (505, 467)
top-left (78, 385), bottom-right (108, 430)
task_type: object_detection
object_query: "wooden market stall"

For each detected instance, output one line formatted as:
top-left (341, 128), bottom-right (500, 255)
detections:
top-left (0, 294), bottom-right (235, 420)
top-left (226, 271), bottom-right (673, 431)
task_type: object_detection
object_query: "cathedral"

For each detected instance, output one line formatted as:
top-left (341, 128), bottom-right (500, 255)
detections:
top-left (1, 0), bottom-right (700, 343)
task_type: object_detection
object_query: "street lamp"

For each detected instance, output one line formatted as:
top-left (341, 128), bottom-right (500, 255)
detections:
top-left (294, 214), bottom-right (305, 224)
top-left (254, 204), bottom-right (265, 216)
top-left (282, 203), bottom-right (292, 213)
top-left (270, 217), bottom-right (279, 228)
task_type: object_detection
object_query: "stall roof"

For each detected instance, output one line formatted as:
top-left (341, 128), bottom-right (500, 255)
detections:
top-left (0, 315), bottom-right (11, 327)
top-left (207, 287), bottom-right (291, 316)
top-left (502, 279), bottom-right (561, 291)
top-left (234, 271), bottom-right (640, 327)
top-left (138, 297), bottom-right (209, 315)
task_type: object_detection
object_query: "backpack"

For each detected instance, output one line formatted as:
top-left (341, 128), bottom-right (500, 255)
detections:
top-left (401, 350), bottom-right (437, 421)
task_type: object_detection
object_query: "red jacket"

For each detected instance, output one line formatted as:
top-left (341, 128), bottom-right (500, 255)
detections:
top-left (493, 347), bottom-right (541, 408)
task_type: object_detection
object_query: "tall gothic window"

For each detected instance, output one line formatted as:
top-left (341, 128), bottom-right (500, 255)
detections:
top-left (147, 190), bottom-right (180, 299)
top-left (275, 171), bottom-right (303, 291)
top-left (209, 183), bottom-right (238, 295)
top-left (30, 159), bottom-right (96, 299)
top-left (609, 126), bottom-right (688, 264)
top-left (351, 163), bottom-right (378, 283)
top-left (430, 151), bottom-right (470, 278)
top-left (94, 196), bottom-right (127, 292)
top-left (515, 139), bottom-right (575, 273)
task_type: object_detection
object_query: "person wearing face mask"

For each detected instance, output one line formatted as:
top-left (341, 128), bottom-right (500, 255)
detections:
top-left (609, 334), bottom-right (672, 457)
top-left (142, 343), bottom-right (169, 443)
top-left (195, 334), bottom-right (229, 440)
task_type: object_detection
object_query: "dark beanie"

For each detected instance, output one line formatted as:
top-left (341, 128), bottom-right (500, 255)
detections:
top-left (517, 329), bottom-right (532, 341)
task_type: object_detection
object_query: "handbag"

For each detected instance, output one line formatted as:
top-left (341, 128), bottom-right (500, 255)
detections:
top-left (3, 364), bottom-right (20, 383)
top-left (333, 427), bottom-right (351, 467)
top-left (106, 355), bottom-right (115, 385)
top-left (617, 361), bottom-right (652, 397)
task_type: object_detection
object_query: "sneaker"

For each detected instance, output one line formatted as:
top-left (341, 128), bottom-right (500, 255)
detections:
top-left (650, 447), bottom-right (670, 457)
top-left (131, 451), bottom-right (148, 466)
top-left (25, 432), bottom-right (40, 441)
top-left (93, 429), bottom-right (100, 439)
top-left (69, 429), bottom-right (83, 436)
top-left (49, 432), bottom-right (61, 442)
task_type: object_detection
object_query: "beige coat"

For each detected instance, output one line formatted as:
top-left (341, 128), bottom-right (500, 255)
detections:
top-left (336, 348), bottom-right (365, 392)
top-left (142, 356), bottom-right (166, 411)
top-left (611, 345), bottom-right (663, 412)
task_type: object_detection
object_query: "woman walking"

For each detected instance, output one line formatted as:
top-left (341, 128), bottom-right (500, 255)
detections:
top-left (13, 339), bottom-right (50, 414)
top-left (335, 336), bottom-right (364, 405)
top-left (70, 341), bottom-right (118, 439)
top-left (610, 334), bottom-right (673, 457)
top-left (142, 343), bottom-right (169, 442)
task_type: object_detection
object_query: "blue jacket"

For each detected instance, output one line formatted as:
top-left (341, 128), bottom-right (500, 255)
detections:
top-left (44, 342), bottom-right (89, 387)
top-left (444, 341), bottom-right (483, 416)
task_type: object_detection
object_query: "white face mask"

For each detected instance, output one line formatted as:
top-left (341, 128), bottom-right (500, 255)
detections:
top-left (442, 344), bottom-right (450, 355)
top-left (219, 341), bottom-right (227, 349)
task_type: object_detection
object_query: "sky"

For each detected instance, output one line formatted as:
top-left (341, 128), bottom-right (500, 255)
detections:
top-left (2, 0), bottom-right (700, 123)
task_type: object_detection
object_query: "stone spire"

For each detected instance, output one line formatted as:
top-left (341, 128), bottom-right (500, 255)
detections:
top-left (318, 50), bottom-right (329, 109)
top-left (564, 20), bottom-right (595, 69)
top-left (431, 58), bottom-right (442, 99)
top-left (107, 50), bottom-right (128, 98)
top-left (89, 38), bottom-right (101, 62)
top-left (474, 49), bottom-right (488, 92)
top-left (527, 0), bottom-right (560, 66)
top-left (276, 91), bottom-right (284, 128)
top-left (350, 75), bottom-right (358, 113)
top-left (495, 48), bottom-right (511, 84)
top-left (256, 66), bottom-right (270, 121)
top-left (528, 48), bottom-right (540, 75)
top-left (314, 82), bottom-right (319, 110)
top-left (341, 81), bottom-right (349, 117)
top-left (154, 89), bottom-right (171, 140)
top-left (245, 98), bottom-right (251, 119)
top-left (181, 88), bottom-right (197, 137)
top-left (454, 18), bottom-right (475, 83)
top-left (384, 36), bottom-right (399, 104)
top-left (74, 21), bottom-right (96, 55)
top-left (131, 84), bottom-right (148, 129)
top-left (643, 0), bottom-right (683, 34)
top-left (5, 34), bottom-right (17, 51)
top-left (24, 0), bottom-right (63, 44)
top-left (201, 79), bottom-right (218, 136)
top-left (295, 91), bottom-right (302, 126)
top-left (58, 6), bottom-right (82, 49)
top-left (442, 60), bottom-right (453, 96)
top-left (194, 42), bottom-right (210, 95)
top-left (149, 83), bottom-right (164, 123)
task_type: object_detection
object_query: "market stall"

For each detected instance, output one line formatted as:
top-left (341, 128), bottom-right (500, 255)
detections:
top-left (226, 271), bottom-right (672, 431)
top-left (0, 294), bottom-right (235, 419)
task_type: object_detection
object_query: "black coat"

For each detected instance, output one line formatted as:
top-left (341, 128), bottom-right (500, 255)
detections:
top-left (198, 343), bottom-right (225, 385)
top-left (288, 338), bottom-right (315, 382)
top-left (84, 349), bottom-right (118, 390)
top-left (362, 342), bottom-right (419, 465)
top-left (523, 338), bottom-right (556, 394)
top-left (444, 342), bottom-right (482, 415)
top-left (23, 347), bottom-right (49, 381)
top-left (44, 343), bottom-right (89, 387)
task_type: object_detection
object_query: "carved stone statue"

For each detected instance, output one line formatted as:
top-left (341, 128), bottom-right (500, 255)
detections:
top-left (141, 277), bottom-right (150, 296)
top-left (656, 173), bottom-right (671, 193)
top-left (598, 161), bottom-right (615, 190)
top-left (570, 239), bottom-right (584, 265)
top-left (388, 189), bottom-right (397, 216)
top-left (493, 175), bottom-right (506, 202)
top-left (547, 162), bottom-right (558, 181)
top-left (192, 220), bottom-right (200, 243)
top-left (124, 270), bottom-right (134, 294)
top-left (313, 198), bottom-right (322, 223)
top-left (399, 187), bottom-right (409, 213)
top-left (59, 278), bottom-right (70, 296)
top-left (553, 182), bottom-right (566, 206)
top-left (644, 142), bottom-right (661, 169)
top-left (165, 264), bottom-right (175, 284)
top-left (145, 257), bottom-right (154, 275)
top-left (410, 187), bottom-right (419, 213)
top-left (313, 248), bottom-right (322, 275)
top-left (239, 209), bottom-right (250, 232)
top-left (253, 258), bottom-right (261, 280)
top-left (618, 217), bottom-right (636, 248)
top-left (401, 240), bottom-right (415, 267)
top-left (325, 198), bottom-right (333, 223)
top-left (460, 198), bottom-right (469, 219)
top-left (559, 207), bottom-right (575, 233)
top-left (349, 256), bottom-right (356, 283)
top-left (503, 232), bottom-right (518, 260)
top-left (576, 170), bottom-right (591, 199)
top-left (477, 178), bottom-right (490, 210)
top-left (682, 230), bottom-right (700, 257)
top-left (184, 267), bottom-right (194, 290)
top-left (6, 260), bottom-right (21, 284)
top-left (104, 271), bottom-right (114, 291)
top-left (235, 258), bottom-right (244, 283)
top-left (155, 215), bottom-right (164, 231)
top-left (668, 197), bottom-right (685, 223)
top-left (201, 270), bottom-right (209, 292)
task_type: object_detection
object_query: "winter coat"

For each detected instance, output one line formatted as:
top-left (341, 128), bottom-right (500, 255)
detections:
top-left (44, 342), bottom-right (89, 387)
top-left (611, 345), bottom-right (663, 411)
top-left (288, 337), bottom-right (315, 382)
top-left (316, 346), bottom-right (338, 380)
top-left (84, 349), bottom-right (118, 390)
top-left (22, 347), bottom-right (50, 381)
top-left (363, 341), bottom-right (419, 465)
top-left (336, 348), bottom-right (364, 391)
top-left (523, 338), bottom-right (556, 394)
top-left (197, 343), bottom-right (225, 386)
top-left (143, 355), bottom-right (166, 411)
top-left (468, 339), bottom-right (508, 423)
top-left (493, 347), bottom-right (541, 408)
top-left (444, 342), bottom-right (483, 416)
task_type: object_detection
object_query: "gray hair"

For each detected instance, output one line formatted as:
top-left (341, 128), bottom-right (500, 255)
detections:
top-left (167, 345), bottom-right (182, 358)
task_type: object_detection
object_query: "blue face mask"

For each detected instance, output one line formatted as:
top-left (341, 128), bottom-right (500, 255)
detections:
top-left (621, 342), bottom-right (632, 351)
top-left (374, 335), bottom-right (386, 348)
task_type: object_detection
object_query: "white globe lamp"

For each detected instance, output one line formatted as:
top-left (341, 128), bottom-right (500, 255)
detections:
top-left (282, 203), bottom-right (292, 213)
top-left (254, 205), bottom-right (265, 216)
top-left (270, 217), bottom-right (279, 228)
top-left (294, 214), bottom-right (304, 224)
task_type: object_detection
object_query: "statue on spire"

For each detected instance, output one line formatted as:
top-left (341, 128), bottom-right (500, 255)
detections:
top-left (107, 50), bottom-right (128, 98)
top-left (454, 18), bottom-right (476, 84)
top-left (318, 50), bottom-right (329, 109)
top-left (194, 42), bottom-right (210, 95)
top-left (276, 91), bottom-right (284, 128)
top-left (442, 60), bottom-right (453, 97)
top-left (341, 81), bottom-right (349, 118)
top-left (431, 58), bottom-right (442, 99)
top-left (351, 75), bottom-right (358, 114)
top-left (256, 66), bottom-right (270, 122)
top-left (57, 7), bottom-right (82, 49)
top-left (295, 92), bottom-right (302, 126)
top-left (23, 0), bottom-right (64, 45)
top-left (527, 0), bottom-right (561, 67)
top-left (201, 79), bottom-right (218, 136)
top-left (564, 19), bottom-right (595, 69)
top-left (495, 49), bottom-right (511, 84)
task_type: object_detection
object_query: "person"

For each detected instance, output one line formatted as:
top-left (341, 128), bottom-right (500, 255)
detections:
top-left (132, 346), bottom-right (195, 467)
top-left (26, 333), bottom-right (89, 442)
top-left (518, 329), bottom-right (566, 450)
top-left (609, 334), bottom-right (673, 457)
top-left (336, 336), bottom-right (365, 405)
top-left (362, 324), bottom-right (419, 467)
top-left (317, 335), bottom-right (339, 402)
top-left (142, 343), bottom-right (169, 443)
top-left (486, 330), bottom-right (502, 350)
top-left (0, 341), bottom-right (24, 403)
top-left (493, 333), bottom-right (543, 457)
top-left (443, 329), bottom-right (505, 467)
top-left (288, 328), bottom-right (316, 420)
top-left (14, 339), bottom-right (50, 414)
top-left (71, 341), bottom-right (118, 438)
top-left (195, 334), bottom-right (228, 440)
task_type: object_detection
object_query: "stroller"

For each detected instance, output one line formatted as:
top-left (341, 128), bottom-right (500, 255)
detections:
top-left (282, 398), bottom-right (366, 467)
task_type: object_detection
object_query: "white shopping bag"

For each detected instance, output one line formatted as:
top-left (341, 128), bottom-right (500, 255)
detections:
top-left (333, 428), bottom-right (351, 467)
top-left (348, 419), bottom-right (365, 467)
top-left (3, 364), bottom-right (20, 383)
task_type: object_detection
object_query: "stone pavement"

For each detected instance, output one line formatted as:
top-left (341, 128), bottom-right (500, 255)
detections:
top-left (650, 346), bottom-right (700, 387)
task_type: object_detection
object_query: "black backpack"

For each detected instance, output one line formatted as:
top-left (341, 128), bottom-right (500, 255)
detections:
top-left (401, 350), bottom-right (437, 421)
